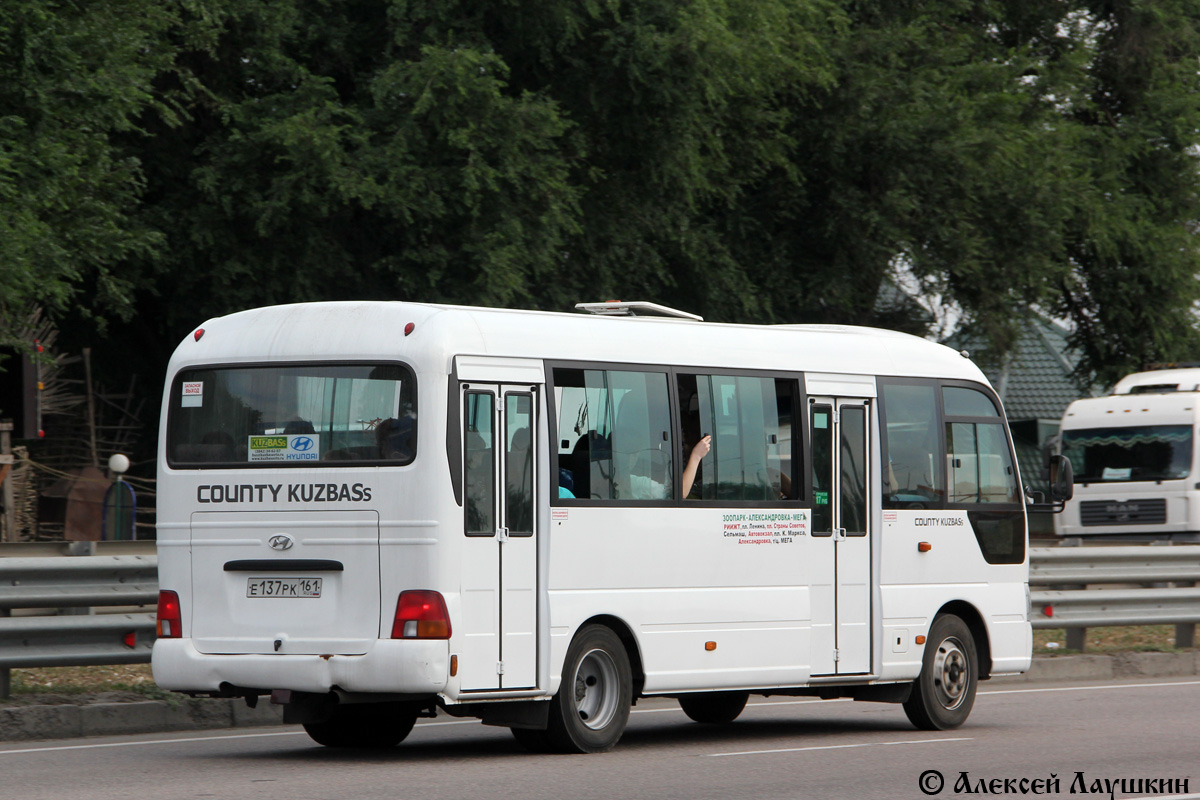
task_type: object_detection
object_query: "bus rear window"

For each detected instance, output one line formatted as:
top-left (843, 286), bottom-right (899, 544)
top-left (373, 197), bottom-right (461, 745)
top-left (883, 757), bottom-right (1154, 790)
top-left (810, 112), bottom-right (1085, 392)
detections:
top-left (167, 364), bottom-right (416, 467)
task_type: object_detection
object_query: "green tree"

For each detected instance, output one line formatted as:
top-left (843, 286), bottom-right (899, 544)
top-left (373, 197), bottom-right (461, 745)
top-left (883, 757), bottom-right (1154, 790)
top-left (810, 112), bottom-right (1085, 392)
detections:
top-left (120, 0), bottom-right (837, 341)
top-left (731, 0), bottom-right (1200, 381)
top-left (0, 0), bottom-right (188, 342)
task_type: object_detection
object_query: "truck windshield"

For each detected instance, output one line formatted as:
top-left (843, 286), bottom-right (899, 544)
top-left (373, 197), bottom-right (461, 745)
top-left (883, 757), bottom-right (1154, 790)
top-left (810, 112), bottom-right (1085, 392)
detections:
top-left (167, 363), bottom-right (415, 467)
top-left (1062, 424), bottom-right (1192, 483)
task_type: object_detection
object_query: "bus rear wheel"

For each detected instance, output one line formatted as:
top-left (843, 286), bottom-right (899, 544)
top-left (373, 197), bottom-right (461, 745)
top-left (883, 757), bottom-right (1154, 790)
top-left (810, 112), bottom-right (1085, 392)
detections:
top-left (678, 691), bottom-right (749, 724)
top-left (302, 704), bottom-right (418, 748)
top-left (903, 614), bottom-right (978, 731)
top-left (544, 624), bottom-right (632, 753)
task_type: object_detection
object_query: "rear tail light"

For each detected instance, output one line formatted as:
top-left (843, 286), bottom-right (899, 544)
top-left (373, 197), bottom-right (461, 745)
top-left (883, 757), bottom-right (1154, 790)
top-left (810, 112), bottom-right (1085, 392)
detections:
top-left (391, 590), bottom-right (451, 639)
top-left (157, 590), bottom-right (182, 638)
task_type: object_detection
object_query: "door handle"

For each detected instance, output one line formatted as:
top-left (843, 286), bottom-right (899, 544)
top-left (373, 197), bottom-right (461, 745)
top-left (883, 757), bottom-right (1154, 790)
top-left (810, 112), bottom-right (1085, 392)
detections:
top-left (497, 527), bottom-right (510, 542)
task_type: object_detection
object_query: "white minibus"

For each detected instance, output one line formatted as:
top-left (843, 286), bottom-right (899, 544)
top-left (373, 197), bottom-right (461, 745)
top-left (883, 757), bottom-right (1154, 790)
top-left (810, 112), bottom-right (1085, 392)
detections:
top-left (152, 300), bottom-right (1060, 752)
top-left (1057, 367), bottom-right (1200, 541)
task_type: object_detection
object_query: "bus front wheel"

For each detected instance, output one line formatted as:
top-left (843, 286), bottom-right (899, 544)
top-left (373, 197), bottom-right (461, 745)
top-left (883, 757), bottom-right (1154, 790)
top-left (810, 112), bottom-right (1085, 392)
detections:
top-left (544, 624), bottom-right (633, 753)
top-left (903, 614), bottom-right (978, 731)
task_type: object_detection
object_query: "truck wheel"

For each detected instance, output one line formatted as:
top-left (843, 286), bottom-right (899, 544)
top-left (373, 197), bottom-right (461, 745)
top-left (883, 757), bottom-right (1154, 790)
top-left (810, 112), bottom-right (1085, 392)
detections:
top-left (903, 614), bottom-right (978, 731)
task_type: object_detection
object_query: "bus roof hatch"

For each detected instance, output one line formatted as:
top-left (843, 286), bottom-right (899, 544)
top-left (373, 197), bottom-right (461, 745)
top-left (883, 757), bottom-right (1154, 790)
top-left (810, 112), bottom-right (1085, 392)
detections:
top-left (574, 300), bottom-right (703, 322)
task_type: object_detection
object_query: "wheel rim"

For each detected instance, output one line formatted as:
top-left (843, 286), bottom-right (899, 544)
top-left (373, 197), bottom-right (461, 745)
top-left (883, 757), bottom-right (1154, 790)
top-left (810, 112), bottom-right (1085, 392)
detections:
top-left (931, 636), bottom-right (970, 710)
top-left (572, 648), bottom-right (619, 730)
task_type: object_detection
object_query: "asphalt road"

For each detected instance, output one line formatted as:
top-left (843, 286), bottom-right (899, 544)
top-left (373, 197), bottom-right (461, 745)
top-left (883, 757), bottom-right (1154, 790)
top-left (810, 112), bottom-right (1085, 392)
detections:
top-left (3, 677), bottom-right (1198, 800)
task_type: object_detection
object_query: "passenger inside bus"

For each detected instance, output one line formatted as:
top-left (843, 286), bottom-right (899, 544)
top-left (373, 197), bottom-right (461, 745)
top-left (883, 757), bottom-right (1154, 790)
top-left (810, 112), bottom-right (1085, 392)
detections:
top-left (376, 416), bottom-right (414, 461)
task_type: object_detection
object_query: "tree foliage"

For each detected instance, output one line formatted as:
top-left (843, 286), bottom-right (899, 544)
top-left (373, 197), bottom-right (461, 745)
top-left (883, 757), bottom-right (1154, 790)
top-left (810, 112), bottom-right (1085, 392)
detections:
top-left (1, 0), bottom-right (1198, 393)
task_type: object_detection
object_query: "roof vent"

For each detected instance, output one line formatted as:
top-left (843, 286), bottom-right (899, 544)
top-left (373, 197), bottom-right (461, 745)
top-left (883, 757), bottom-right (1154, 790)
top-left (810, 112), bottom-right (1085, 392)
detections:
top-left (574, 300), bottom-right (703, 321)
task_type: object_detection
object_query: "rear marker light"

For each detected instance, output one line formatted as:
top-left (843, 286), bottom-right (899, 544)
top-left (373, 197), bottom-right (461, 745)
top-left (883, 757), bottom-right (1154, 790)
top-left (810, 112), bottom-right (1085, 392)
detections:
top-left (404, 322), bottom-right (415, 336)
top-left (157, 590), bottom-right (182, 638)
top-left (392, 590), bottom-right (451, 639)
top-left (193, 328), bottom-right (205, 341)
top-left (123, 632), bottom-right (137, 648)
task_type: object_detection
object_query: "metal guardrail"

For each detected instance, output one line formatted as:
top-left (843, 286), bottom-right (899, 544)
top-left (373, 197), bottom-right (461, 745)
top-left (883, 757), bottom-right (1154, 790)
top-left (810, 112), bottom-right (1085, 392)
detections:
top-left (1, 546), bottom-right (1198, 698)
top-left (1029, 545), bottom-right (1200, 651)
top-left (0, 553), bottom-right (157, 698)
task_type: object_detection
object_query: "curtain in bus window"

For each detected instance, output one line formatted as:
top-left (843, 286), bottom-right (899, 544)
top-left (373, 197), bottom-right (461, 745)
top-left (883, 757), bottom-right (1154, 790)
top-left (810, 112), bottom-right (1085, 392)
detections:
top-left (1061, 425), bottom-right (1192, 482)
top-left (683, 375), bottom-right (790, 501)
top-left (880, 382), bottom-right (943, 507)
top-left (465, 393), bottom-right (495, 535)
top-left (610, 371), bottom-right (673, 500)
top-left (506, 394), bottom-right (534, 535)
top-left (946, 422), bottom-right (1020, 504)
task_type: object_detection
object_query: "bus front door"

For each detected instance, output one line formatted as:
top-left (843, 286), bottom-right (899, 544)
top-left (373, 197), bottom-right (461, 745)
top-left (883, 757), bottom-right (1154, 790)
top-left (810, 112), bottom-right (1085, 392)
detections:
top-left (460, 385), bottom-right (538, 691)
top-left (810, 398), bottom-right (872, 676)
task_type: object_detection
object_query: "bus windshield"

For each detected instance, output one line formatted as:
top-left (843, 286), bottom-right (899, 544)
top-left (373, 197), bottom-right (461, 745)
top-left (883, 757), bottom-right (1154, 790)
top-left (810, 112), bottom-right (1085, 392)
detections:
top-left (1062, 424), bottom-right (1192, 483)
top-left (167, 363), bottom-right (415, 467)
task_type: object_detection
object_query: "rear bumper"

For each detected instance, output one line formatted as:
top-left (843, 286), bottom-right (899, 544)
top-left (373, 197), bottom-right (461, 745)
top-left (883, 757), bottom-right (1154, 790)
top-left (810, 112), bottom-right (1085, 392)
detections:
top-left (152, 638), bottom-right (450, 695)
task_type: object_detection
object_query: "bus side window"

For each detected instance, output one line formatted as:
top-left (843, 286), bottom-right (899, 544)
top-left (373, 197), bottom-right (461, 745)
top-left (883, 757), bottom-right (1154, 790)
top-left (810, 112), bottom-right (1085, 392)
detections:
top-left (880, 381), bottom-right (943, 508)
top-left (943, 387), bottom-right (1019, 505)
top-left (464, 392), bottom-right (495, 535)
top-left (678, 374), bottom-right (795, 501)
top-left (553, 367), bottom-right (672, 501)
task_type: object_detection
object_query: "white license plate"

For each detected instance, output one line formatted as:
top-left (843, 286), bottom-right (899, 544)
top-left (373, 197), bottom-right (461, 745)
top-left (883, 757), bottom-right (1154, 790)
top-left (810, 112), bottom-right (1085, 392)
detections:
top-left (246, 577), bottom-right (322, 598)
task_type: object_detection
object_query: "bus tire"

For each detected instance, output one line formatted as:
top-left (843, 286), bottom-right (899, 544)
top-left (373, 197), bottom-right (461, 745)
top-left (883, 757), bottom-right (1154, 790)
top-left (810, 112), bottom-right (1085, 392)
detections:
top-left (545, 624), bottom-right (632, 753)
top-left (302, 705), bottom-right (417, 748)
top-left (678, 691), bottom-right (749, 724)
top-left (903, 614), bottom-right (978, 731)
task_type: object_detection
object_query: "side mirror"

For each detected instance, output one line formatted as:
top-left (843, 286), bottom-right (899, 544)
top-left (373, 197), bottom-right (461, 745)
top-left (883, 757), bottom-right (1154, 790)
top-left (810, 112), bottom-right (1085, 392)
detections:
top-left (1048, 454), bottom-right (1074, 503)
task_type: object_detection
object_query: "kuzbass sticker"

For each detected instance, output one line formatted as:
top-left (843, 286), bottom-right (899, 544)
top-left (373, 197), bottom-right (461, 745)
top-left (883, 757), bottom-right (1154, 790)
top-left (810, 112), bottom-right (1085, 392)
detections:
top-left (248, 434), bottom-right (320, 462)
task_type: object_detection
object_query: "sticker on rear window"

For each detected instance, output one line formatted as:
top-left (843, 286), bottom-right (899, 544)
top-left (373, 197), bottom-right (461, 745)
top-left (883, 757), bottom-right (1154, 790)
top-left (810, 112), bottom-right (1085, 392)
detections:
top-left (248, 434), bottom-right (321, 462)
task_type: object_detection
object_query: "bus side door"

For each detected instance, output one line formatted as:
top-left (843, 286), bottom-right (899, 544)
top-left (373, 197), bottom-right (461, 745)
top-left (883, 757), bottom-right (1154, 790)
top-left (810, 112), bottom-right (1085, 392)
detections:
top-left (460, 384), bottom-right (539, 691)
top-left (809, 396), bottom-right (872, 676)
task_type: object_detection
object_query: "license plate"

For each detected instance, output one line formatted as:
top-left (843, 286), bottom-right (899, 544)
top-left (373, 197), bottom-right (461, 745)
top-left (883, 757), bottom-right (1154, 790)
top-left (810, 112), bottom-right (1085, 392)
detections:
top-left (246, 577), bottom-right (322, 598)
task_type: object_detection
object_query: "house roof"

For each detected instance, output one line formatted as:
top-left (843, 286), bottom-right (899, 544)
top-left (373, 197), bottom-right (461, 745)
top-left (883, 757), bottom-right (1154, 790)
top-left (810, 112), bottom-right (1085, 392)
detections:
top-left (948, 315), bottom-right (1091, 422)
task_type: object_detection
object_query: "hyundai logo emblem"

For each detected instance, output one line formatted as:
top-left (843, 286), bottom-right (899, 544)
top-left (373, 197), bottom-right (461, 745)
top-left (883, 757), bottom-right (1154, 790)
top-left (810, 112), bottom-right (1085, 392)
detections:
top-left (268, 534), bottom-right (294, 551)
top-left (291, 436), bottom-right (315, 452)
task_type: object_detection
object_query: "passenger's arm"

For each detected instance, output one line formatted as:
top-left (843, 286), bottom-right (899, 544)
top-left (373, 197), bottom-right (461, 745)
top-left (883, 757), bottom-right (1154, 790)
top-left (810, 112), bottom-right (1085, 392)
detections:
top-left (682, 435), bottom-right (712, 498)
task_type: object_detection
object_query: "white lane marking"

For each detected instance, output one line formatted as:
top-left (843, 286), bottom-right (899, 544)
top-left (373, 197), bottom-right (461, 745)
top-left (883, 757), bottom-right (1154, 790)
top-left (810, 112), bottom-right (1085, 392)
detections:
top-left (980, 679), bottom-right (1200, 696)
top-left (0, 730), bottom-right (308, 755)
top-left (707, 736), bottom-right (972, 758)
top-left (0, 718), bottom-right (480, 756)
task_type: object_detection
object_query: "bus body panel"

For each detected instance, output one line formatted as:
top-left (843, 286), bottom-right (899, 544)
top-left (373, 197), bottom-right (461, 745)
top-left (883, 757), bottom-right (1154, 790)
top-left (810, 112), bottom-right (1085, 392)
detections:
top-left (189, 510), bottom-right (381, 655)
top-left (152, 300), bottom-right (1031, 720)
